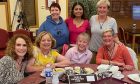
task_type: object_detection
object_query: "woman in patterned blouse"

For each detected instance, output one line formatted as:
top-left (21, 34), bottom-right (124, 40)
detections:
top-left (0, 34), bottom-right (33, 84)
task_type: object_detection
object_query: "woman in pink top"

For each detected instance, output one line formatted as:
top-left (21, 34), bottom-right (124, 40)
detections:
top-left (65, 32), bottom-right (92, 64)
top-left (65, 2), bottom-right (90, 44)
top-left (96, 29), bottom-right (134, 71)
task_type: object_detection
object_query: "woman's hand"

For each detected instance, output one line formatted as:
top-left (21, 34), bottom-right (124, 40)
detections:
top-left (111, 61), bottom-right (125, 67)
top-left (124, 65), bottom-right (134, 71)
top-left (45, 63), bottom-right (55, 69)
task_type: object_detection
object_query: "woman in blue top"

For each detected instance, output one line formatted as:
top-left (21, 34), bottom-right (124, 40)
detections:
top-left (38, 2), bottom-right (69, 50)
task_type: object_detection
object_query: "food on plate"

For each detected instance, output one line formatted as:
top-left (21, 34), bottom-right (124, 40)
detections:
top-left (84, 67), bottom-right (94, 74)
top-left (65, 67), bottom-right (73, 70)
top-left (54, 68), bottom-right (65, 72)
top-left (74, 66), bottom-right (81, 74)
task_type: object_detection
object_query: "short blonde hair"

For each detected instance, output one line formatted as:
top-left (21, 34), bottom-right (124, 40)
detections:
top-left (77, 32), bottom-right (91, 42)
top-left (35, 31), bottom-right (56, 48)
top-left (102, 28), bottom-right (114, 36)
top-left (96, 0), bottom-right (110, 8)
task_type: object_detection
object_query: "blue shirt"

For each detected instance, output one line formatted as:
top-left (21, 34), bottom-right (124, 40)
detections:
top-left (38, 15), bottom-right (69, 48)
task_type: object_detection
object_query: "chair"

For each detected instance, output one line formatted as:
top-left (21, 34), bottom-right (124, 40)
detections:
top-left (118, 27), bottom-right (127, 45)
top-left (61, 44), bottom-right (69, 56)
top-left (0, 28), bottom-right (9, 58)
top-left (118, 27), bottom-right (139, 53)
top-left (126, 47), bottom-right (138, 70)
top-left (13, 29), bottom-right (33, 42)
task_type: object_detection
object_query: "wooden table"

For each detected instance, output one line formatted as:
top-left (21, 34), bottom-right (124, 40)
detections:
top-left (124, 29), bottom-right (140, 51)
top-left (18, 64), bottom-right (139, 84)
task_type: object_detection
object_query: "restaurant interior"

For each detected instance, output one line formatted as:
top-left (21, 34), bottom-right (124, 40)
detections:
top-left (0, 0), bottom-right (140, 83)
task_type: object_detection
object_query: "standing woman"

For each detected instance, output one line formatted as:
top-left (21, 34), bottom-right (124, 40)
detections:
top-left (38, 2), bottom-right (69, 50)
top-left (0, 34), bottom-right (33, 83)
top-left (89, 0), bottom-right (120, 61)
top-left (65, 2), bottom-right (90, 45)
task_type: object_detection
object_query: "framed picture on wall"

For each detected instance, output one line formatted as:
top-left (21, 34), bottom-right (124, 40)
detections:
top-left (111, 1), bottom-right (121, 12)
top-left (46, 0), bottom-right (58, 9)
top-left (22, 0), bottom-right (39, 28)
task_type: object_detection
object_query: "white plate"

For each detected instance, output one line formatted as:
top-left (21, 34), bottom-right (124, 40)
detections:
top-left (97, 64), bottom-right (119, 72)
top-left (128, 74), bottom-right (140, 82)
top-left (112, 73), bottom-right (124, 79)
top-left (40, 69), bottom-right (45, 77)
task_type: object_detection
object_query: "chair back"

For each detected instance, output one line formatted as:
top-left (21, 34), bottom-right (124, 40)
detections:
top-left (126, 47), bottom-right (138, 70)
top-left (0, 28), bottom-right (9, 49)
top-left (0, 28), bottom-right (9, 58)
top-left (118, 27), bottom-right (127, 45)
top-left (13, 29), bottom-right (33, 41)
top-left (61, 44), bottom-right (69, 56)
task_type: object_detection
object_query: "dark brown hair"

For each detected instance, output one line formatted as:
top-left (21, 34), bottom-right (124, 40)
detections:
top-left (71, 2), bottom-right (86, 19)
top-left (49, 2), bottom-right (61, 11)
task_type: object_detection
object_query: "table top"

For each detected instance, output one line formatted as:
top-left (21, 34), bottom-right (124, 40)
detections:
top-left (18, 64), bottom-right (139, 84)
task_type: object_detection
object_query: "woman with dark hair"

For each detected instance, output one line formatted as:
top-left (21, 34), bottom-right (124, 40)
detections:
top-left (38, 2), bottom-right (69, 50)
top-left (0, 34), bottom-right (33, 83)
top-left (65, 2), bottom-right (90, 45)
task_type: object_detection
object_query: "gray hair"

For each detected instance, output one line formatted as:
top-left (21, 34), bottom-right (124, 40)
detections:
top-left (102, 28), bottom-right (114, 36)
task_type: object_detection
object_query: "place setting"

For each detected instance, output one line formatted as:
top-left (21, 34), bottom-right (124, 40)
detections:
top-left (127, 73), bottom-right (140, 83)
top-left (40, 66), bottom-right (95, 84)
top-left (39, 64), bottom-right (128, 84)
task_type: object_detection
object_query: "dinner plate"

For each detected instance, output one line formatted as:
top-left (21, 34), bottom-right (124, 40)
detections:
top-left (97, 64), bottom-right (119, 72)
top-left (112, 73), bottom-right (124, 79)
top-left (40, 69), bottom-right (45, 77)
top-left (128, 74), bottom-right (140, 82)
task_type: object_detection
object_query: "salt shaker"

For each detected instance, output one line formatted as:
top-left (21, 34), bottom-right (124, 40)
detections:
top-left (132, 24), bottom-right (136, 30)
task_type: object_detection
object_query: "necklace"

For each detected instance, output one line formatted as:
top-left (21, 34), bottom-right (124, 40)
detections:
top-left (106, 43), bottom-right (115, 60)
top-left (16, 60), bottom-right (23, 72)
top-left (98, 16), bottom-right (107, 29)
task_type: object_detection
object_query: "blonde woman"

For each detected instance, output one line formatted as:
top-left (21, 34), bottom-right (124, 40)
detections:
top-left (26, 31), bottom-right (70, 72)
top-left (96, 29), bottom-right (134, 71)
top-left (65, 32), bottom-right (92, 64)
top-left (89, 0), bottom-right (121, 63)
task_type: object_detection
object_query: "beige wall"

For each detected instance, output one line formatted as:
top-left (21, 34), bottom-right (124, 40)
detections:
top-left (7, 0), bottom-right (68, 32)
top-left (37, 0), bottom-right (68, 26)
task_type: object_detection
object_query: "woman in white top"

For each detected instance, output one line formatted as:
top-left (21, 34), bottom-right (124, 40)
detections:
top-left (89, 0), bottom-right (121, 63)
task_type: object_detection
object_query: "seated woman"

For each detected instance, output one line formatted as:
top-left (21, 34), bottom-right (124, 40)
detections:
top-left (65, 32), bottom-right (92, 64)
top-left (0, 34), bottom-right (33, 83)
top-left (96, 28), bottom-right (134, 71)
top-left (26, 31), bottom-right (71, 72)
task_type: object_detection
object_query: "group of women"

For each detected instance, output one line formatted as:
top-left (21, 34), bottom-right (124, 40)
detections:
top-left (0, 0), bottom-right (135, 83)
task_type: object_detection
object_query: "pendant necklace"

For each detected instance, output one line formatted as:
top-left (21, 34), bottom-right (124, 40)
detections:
top-left (107, 43), bottom-right (115, 60)
top-left (98, 16), bottom-right (107, 29)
